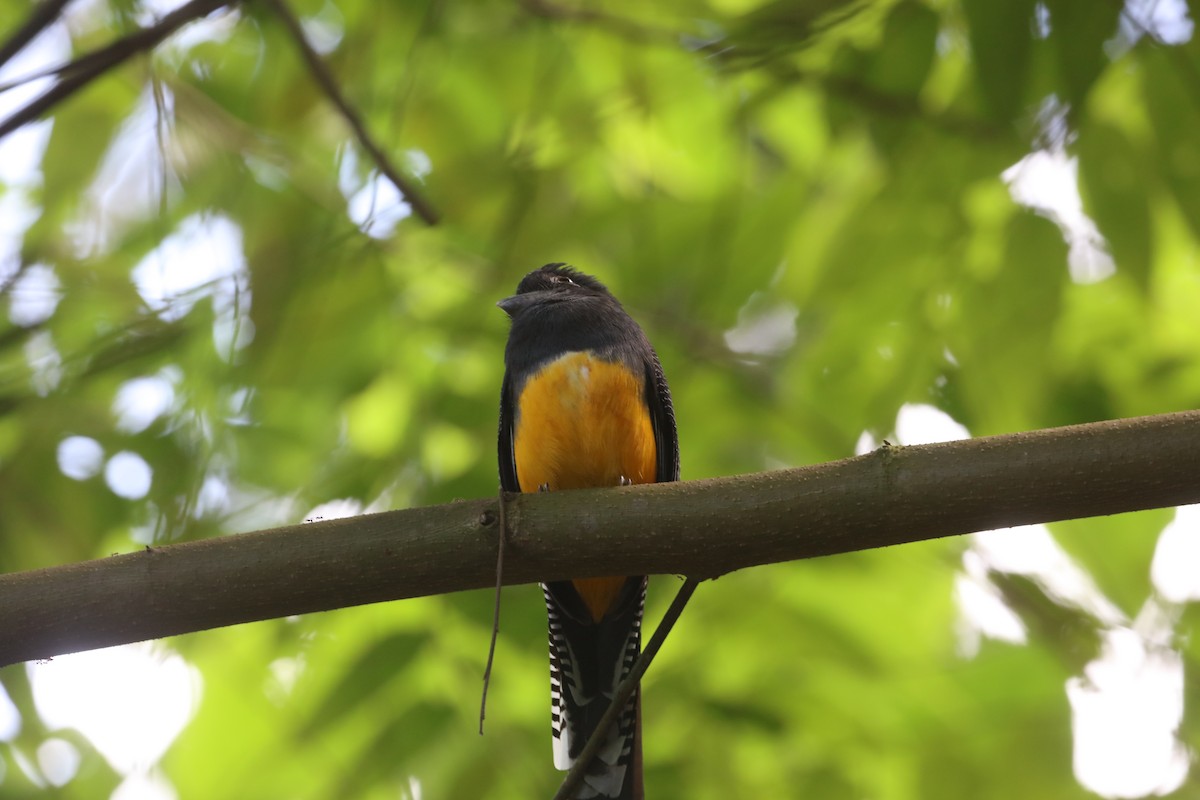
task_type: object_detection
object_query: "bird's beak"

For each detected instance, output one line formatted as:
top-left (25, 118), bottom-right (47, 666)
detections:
top-left (497, 294), bottom-right (533, 318)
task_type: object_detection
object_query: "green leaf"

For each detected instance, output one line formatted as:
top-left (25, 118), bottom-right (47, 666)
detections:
top-left (1043, 0), bottom-right (1122, 116)
top-left (1142, 48), bottom-right (1200, 240)
top-left (865, 2), bottom-right (940, 97)
top-left (961, 0), bottom-right (1038, 121)
top-left (1076, 121), bottom-right (1153, 288)
top-left (300, 631), bottom-right (431, 737)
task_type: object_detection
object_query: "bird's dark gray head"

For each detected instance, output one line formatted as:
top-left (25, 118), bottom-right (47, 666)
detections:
top-left (497, 263), bottom-right (612, 317)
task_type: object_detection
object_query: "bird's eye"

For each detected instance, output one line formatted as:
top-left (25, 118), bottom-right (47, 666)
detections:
top-left (553, 275), bottom-right (574, 285)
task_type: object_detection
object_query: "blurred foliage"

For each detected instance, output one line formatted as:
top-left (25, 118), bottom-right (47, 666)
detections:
top-left (0, 0), bottom-right (1199, 797)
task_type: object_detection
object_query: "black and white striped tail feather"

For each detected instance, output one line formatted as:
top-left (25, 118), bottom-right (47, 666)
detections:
top-left (543, 580), bottom-right (646, 799)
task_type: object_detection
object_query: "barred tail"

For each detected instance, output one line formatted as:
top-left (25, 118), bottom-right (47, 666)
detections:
top-left (544, 577), bottom-right (646, 799)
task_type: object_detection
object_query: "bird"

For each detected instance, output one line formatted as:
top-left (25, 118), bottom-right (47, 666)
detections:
top-left (497, 263), bottom-right (679, 799)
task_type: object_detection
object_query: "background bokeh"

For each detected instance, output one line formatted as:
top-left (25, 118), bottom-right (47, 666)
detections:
top-left (1, 0), bottom-right (1199, 797)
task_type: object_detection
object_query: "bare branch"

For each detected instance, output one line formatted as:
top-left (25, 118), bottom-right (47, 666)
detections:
top-left (1, 410), bottom-right (1199, 667)
top-left (0, 0), bottom-right (233, 140)
top-left (263, 0), bottom-right (440, 226)
top-left (0, 0), bottom-right (73, 72)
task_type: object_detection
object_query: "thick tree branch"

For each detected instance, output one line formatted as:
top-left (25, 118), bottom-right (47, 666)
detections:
top-left (2, 410), bottom-right (1198, 667)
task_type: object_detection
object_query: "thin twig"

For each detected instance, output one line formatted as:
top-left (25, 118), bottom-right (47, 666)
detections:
top-left (519, 0), bottom-right (680, 44)
top-left (764, 63), bottom-right (1002, 140)
top-left (0, 0), bottom-right (74, 72)
top-left (552, 577), bottom-right (701, 800)
top-left (479, 491), bottom-right (508, 734)
top-left (0, 0), bottom-right (232, 140)
top-left (263, 0), bottom-right (440, 226)
top-left (519, 0), bottom-right (997, 141)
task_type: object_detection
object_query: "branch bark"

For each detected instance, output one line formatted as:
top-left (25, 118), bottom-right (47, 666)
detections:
top-left (2, 410), bottom-right (1198, 667)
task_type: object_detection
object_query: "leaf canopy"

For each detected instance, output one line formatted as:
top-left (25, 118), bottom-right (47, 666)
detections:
top-left (0, 0), bottom-right (1198, 797)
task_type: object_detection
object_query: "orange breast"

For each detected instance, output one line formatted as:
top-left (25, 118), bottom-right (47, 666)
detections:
top-left (513, 351), bottom-right (657, 493)
top-left (513, 351), bottom-right (657, 620)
